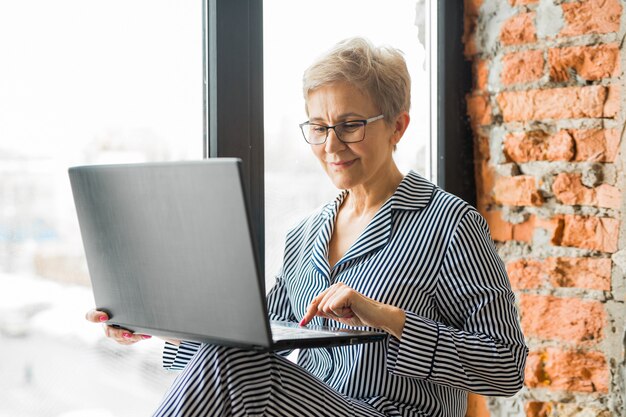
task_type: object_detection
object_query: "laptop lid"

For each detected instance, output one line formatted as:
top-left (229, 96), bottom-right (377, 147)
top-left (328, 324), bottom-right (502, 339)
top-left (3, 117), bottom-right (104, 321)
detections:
top-left (69, 159), bottom-right (274, 348)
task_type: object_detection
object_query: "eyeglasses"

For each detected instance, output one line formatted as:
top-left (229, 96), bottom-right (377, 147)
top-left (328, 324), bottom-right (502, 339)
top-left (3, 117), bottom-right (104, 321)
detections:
top-left (298, 114), bottom-right (384, 145)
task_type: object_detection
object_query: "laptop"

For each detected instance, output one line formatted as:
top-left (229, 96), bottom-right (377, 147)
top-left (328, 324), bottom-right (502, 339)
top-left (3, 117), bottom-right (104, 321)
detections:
top-left (68, 158), bottom-right (386, 350)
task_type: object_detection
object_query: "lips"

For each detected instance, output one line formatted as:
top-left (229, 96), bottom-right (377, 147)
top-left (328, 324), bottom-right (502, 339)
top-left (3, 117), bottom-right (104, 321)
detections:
top-left (329, 159), bottom-right (356, 168)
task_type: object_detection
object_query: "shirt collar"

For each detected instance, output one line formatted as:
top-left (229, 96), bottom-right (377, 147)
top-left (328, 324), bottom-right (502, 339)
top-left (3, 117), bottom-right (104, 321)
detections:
top-left (321, 170), bottom-right (435, 218)
top-left (388, 170), bottom-right (436, 212)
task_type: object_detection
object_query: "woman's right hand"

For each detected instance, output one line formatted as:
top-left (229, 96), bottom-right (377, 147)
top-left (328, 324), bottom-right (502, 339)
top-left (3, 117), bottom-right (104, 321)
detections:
top-left (85, 309), bottom-right (152, 345)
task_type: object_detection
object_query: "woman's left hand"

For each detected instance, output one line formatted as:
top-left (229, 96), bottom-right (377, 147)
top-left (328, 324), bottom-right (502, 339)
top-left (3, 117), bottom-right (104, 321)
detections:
top-left (300, 282), bottom-right (406, 339)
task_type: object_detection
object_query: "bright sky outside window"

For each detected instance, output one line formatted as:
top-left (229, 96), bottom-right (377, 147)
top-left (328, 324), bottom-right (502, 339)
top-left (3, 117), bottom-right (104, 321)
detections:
top-left (263, 0), bottom-right (428, 288)
top-left (0, 1), bottom-right (201, 415)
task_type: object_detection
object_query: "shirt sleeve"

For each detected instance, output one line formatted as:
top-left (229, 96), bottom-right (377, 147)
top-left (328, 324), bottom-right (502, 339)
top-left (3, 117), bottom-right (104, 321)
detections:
top-left (266, 269), bottom-right (297, 323)
top-left (162, 341), bottom-right (202, 371)
top-left (386, 210), bottom-right (528, 396)
top-left (266, 270), bottom-right (298, 357)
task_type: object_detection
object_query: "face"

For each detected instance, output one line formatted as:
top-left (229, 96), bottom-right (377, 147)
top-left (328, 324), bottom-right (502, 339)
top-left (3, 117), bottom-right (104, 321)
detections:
top-left (305, 82), bottom-right (405, 191)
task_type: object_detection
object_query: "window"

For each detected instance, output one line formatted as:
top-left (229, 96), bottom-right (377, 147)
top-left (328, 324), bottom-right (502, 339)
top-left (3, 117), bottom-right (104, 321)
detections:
top-left (0, 1), bottom-right (469, 414)
top-left (263, 0), bottom-right (430, 288)
top-left (0, 1), bottom-right (202, 415)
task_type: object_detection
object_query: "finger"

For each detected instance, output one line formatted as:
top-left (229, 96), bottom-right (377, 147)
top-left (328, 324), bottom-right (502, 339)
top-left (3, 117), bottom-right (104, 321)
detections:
top-left (104, 325), bottom-right (150, 344)
top-left (317, 284), bottom-right (345, 316)
top-left (300, 300), bottom-right (320, 326)
top-left (86, 309), bottom-right (109, 323)
top-left (300, 288), bottom-right (331, 326)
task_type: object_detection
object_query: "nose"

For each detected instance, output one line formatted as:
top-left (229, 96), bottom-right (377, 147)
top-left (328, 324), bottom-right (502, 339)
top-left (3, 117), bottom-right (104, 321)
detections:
top-left (324, 128), bottom-right (346, 153)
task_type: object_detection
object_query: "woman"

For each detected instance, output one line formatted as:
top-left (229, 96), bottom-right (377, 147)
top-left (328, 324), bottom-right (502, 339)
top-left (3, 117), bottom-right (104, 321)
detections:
top-left (87, 37), bottom-right (527, 416)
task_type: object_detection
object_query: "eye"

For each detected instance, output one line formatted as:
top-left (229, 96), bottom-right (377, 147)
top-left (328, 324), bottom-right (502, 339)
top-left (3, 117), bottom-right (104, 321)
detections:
top-left (311, 125), bottom-right (327, 134)
top-left (340, 122), bottom-right (363, 133)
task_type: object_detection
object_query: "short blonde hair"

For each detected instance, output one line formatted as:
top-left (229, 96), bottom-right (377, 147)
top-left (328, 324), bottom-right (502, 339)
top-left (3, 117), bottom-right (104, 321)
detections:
top-left (302, 37), bottom-right (411, 122)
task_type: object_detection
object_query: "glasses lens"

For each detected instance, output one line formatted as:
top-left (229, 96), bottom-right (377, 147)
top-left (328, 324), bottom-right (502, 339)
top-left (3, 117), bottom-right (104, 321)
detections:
top-left (302, 124), bottom-right (327, 144)
top-left (335, 121), bottom-right (365, 143)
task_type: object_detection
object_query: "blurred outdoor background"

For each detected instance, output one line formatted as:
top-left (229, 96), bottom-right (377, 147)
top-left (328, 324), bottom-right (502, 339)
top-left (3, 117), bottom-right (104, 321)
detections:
top-left (0, 1), bottom-right (427, 416)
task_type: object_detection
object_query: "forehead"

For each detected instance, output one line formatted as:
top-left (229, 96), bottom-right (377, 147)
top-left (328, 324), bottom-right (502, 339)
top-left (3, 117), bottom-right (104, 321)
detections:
top-left (306, 82), bottom-right (377, 119)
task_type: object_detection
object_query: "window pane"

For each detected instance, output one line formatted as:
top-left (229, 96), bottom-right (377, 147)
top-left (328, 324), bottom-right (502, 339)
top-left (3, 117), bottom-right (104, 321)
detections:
top-left (0, 1), bottom-right (202, 415)
top-left (263, 0), bottom-right (428, 288)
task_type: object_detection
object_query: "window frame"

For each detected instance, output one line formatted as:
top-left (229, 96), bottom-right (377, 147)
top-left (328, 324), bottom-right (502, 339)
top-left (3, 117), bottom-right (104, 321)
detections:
top-left (430, 0), bottom-right (475, 206)
top-left (201, 0), bottom-right (474, 288)
top-left (203, 0), bottom-right (265, 283)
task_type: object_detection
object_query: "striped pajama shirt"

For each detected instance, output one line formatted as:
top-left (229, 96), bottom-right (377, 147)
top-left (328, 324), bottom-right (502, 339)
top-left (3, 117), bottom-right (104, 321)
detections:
top-left (154, 171), bottom-right (528, 417)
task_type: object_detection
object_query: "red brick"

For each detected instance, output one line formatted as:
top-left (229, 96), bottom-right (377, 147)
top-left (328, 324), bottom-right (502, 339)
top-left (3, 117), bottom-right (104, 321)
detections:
top-left (507, 259), bottom-right (543, 289)
top-left (520, 294), bottom-right (605, 343)
top-left (497, 86), bottom-right (609, 122)
top-left (525, 402), bottom-right (551, 417)
top-left (493, 175), bottom-right (543, 206)
top-left (483, 210), bottom-right (535, 243)
top-left (549, 44), bottom-right (620, 82)
top-left (473, 133), bottom-right (491, 163)
top-left (502, 50), bottom-right (544, 85)
top-left (525, 348), bottom-right (609, 393)
top-left (526, 402), bottom-right (611, 417)
top-left (572, 129), bottom-right (620, 162)
top-left (504, 129), bottom-right (620, 163)
top-left (464, 2), bottom-right (481, 57)
top-left (464, 27), bottom-right (478, 57)
top-left (465, 0), bottom-right (483, 17)
top-left (553, 172), bottom-right (621, 209)
top-left (560, 0), bottom-right (622, 37)
top-left (474, 136), bottom-right (496, 213)
top-left (546, 257), bottom-right (611, 291)
top-left (559, 215), bottom-right (619, 253)
top-left (504, 131), bottom-right (550, 163)
top-left (475, 162), bottom-right (495, 213)
top-left (467, 94), bottom-right (492, 126)
top-left (500, 11), bottom-right (537, 46)
top-left (536, 215), bottom-right (564, 246)
top-left (503, 130), bottom-right (575, 163)
top-left (474, 59), bottom-right (489, 91)
top-left (604, 84), bottom-right (620, 118)
top-left (547, 130), bottom-right (576, 161)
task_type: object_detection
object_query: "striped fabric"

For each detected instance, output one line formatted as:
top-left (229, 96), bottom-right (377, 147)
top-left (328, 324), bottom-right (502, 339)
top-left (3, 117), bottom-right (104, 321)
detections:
top-left (157, 171), bottom-right (528, 417)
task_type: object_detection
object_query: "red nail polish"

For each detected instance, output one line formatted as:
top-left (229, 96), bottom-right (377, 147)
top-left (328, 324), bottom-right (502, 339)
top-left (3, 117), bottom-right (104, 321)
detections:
top-left (99, 316), bottom-right (107, 322)
top-left (122, 332), bottom-right (131, 338)
top-left (299, 319), bottom-right (306, 326)
top-left (141, 335), bottom-right (152, 339)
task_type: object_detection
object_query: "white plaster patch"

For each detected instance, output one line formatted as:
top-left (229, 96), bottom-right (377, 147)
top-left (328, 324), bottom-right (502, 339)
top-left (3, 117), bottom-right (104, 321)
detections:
top-left (536, 0), bottom-right (564, 39)
top-left (488, 52), bottom-right (504, 92)
top-left (476, 0), bottom-right (517, 56)
top-left (489, 126), bottom-right (508, 165)
top-left (611, 250), bottom-right (626, 275)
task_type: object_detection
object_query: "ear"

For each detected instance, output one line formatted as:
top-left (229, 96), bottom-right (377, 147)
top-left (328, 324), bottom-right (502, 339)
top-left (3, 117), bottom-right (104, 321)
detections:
top-left (389, 111), bottom-right (410, 146)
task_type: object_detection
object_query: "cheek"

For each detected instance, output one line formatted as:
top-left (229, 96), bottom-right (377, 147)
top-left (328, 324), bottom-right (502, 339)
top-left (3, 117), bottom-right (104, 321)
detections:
top-left (310, 146), bottom-right (325, 165)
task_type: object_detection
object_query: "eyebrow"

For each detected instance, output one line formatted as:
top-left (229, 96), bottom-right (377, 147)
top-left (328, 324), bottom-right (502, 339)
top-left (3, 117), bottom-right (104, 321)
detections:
top-left (308, 112), bottom-right (366, 123)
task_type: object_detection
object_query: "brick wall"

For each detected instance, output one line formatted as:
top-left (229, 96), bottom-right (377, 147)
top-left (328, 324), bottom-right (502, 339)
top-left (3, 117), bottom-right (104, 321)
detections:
top-left (463, 0), bottom-right (626, 416)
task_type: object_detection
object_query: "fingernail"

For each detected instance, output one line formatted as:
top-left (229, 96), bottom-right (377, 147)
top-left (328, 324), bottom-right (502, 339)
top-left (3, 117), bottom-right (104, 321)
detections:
top-left (99, 316), bottom-right (107, 322)
top-left (141, 335), bottom-right (152, 339)
top-left (299, 319), bottom-right (306, 326)
top-left (122, 332), bottom-right (132, 339)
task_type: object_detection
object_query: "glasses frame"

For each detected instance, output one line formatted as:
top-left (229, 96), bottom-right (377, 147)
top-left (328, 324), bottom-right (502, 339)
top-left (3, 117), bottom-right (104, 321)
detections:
top-left (298, 114), bottom-right (385, 145)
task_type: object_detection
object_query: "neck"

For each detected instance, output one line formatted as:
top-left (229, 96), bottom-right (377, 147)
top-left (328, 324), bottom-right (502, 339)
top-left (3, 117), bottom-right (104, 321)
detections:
top-left (344, 163), bottom-right (404, 216)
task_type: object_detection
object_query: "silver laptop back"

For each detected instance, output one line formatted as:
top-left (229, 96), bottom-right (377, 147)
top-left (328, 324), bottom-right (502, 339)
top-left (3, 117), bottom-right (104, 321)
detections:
top-left (69, 159), bottom-right (272, 348)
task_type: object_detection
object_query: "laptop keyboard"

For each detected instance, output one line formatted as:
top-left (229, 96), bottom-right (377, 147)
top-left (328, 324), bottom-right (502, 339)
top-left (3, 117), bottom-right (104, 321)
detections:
top-left (271, 322), bottom-right (343, 340)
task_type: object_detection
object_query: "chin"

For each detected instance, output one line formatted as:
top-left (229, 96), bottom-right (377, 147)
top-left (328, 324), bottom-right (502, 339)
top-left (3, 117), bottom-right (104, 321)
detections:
top-left (326, 172), bottom-right (360, 190)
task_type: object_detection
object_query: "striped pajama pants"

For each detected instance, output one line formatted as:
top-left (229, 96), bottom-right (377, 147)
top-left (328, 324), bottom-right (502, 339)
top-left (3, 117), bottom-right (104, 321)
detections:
top-left (153, 344), bottom-right (387, 417)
